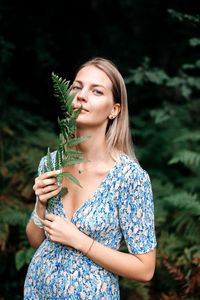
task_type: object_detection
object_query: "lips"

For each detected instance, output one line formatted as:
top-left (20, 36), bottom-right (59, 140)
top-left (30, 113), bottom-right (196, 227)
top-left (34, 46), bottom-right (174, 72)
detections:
top-left (74, 106), bottom-right (89, 112)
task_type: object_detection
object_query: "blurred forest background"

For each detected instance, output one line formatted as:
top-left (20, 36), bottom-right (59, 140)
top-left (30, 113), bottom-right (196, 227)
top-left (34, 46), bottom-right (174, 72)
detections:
top-left (0, 0), bottom-right (200, 299)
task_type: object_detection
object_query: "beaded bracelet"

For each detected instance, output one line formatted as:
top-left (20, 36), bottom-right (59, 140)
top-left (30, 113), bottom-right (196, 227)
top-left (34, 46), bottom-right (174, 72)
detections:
top-left (32, 209), bottom-right (44, 229)
top-left (85, 239), bottom-right (95, 256)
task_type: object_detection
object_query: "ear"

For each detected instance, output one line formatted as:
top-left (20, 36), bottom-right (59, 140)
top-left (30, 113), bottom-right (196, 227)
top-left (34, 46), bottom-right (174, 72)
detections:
top-left (109, 103), bottom-right (121, 120)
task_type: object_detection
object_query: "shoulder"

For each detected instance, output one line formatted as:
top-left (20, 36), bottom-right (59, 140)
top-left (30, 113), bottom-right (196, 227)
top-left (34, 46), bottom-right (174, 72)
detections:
top-left (118, 153), bottom-right (150, 183)
top-left (117, 154), bottom-right (154, 206)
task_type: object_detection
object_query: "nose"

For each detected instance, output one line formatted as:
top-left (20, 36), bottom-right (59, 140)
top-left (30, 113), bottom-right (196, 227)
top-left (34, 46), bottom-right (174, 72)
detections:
top-left (77, 88), bottom-right (88, 102)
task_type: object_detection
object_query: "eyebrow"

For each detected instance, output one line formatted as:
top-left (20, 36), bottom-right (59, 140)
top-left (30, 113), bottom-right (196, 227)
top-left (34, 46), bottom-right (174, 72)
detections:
top-left (73, 80), bottom-right (106, 89)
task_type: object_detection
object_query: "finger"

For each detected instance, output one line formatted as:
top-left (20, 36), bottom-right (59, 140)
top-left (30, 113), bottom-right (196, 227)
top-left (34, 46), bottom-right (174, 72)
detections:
top-left (45, 213), bottom-right (57, 222)
top-left (38, 187), bottom-right (61, 202)
top-left (35, 184), bottom-right (59, 196)
top-left (34, 179), bottom-right (59, 194)
top-left (42, 184), bottom-right (60, 194)
top-left (43, 219), bottom-right (53, 227)
top-left (44, 226), bottom-right (53, 236)
top-left (35, 171), bottom-right (60, 186)
top-left (40, 170), bottom-right (61, 180)
top-left (40, 177), bottom-right (58, 187)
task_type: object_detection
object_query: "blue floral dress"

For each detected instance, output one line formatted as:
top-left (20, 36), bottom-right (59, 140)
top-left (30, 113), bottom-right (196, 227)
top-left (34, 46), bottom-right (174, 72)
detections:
top-left (24, 152), bottom-right (156, 299)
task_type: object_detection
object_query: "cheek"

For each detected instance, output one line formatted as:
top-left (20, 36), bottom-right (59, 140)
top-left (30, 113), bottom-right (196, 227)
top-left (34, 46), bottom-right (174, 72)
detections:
top-left (93, 105), bottom-right (112, 121)
top-left (97, 103), bottom-right (111, 113)
top-left (94, 97), bottom-right (114, 115)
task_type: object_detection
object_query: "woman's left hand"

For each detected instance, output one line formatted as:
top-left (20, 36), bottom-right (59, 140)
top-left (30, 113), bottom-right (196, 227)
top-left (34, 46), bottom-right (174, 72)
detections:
top-left (43, 213), bottom-right (80, 247)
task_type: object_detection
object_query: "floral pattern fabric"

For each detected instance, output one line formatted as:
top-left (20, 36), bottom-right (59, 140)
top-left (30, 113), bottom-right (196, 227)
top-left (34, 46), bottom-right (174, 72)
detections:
top-left (24, 152), bottom-right (156, 299)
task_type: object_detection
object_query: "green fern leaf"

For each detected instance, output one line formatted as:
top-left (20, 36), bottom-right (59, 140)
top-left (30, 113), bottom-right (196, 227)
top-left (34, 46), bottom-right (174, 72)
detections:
top-left (65, 150), bottom-right (83, 158)
top-left (43, 163), bottom-right (48, 173)
top-left (72, 106), bottom-right (82, 119)
top-left (66, 92), bottom-right (76, 114)
top-left (52, 73), bottom-right (70, 100)
top-left (15, 250), bottom-right (27, 271)
top-left (68, 116), bottom-right (77, 133)
top-left (67, 136), bottom-right (90, 148)
top-left (46, 147), bottom-right (54, 171)
top-left (63, 172), bottom-right (82, 187)
top-left (46, 195), bottom-right (59, 212)
top-left (55, 150), bottom-right (60, 170)
top-left (58, 187), bottom-right (68, 197)
top-left (169, 150), bottom-right (200, 167)
top-left (165, 192), bottom-right (200, 216)
top-left (52, 72), bottom-right (76, 115)
top-left (58, 134), bottom-right (65, 153)
top-left (46, 187), bottom-right (68, 212)
top-left (62, 158), bottom-right (89, 167)
top-left (46, 73), bottom-right (91, 212)
top-left (58, 117), bottom-right (69, 139)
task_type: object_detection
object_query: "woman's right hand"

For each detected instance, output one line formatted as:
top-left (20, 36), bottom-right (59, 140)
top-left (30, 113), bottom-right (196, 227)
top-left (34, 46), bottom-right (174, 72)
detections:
top-left (33, 170), bottom-right (61, 208)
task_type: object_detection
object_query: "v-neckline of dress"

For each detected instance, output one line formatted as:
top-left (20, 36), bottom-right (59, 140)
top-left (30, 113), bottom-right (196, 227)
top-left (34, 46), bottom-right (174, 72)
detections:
top-left (60, 153), bottom-right (122, 222)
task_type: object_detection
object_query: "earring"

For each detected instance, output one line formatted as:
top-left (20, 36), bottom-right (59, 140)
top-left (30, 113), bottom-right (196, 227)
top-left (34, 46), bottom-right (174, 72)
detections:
top-left (110, 116), bottom-right (115, 119)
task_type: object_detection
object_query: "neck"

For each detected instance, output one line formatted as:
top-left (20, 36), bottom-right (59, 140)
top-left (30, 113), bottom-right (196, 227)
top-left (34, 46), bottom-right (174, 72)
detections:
top-left (75, 126), bottom-right (108, 162)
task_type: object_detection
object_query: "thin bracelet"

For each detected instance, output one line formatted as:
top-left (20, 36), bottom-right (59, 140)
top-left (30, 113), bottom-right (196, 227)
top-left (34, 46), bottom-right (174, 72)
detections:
top-left (32, 209), bottom-right (44, 229)
top-left (85, 239), bottom-right (95, 256)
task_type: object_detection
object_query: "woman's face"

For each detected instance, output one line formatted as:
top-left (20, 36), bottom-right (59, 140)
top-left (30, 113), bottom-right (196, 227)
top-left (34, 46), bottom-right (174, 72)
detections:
top-left (72, 65), bottom-right (119, 129)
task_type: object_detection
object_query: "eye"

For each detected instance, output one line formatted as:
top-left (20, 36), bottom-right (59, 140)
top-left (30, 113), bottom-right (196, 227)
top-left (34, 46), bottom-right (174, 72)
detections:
top-left (72, 85), bottom-right (81, 91)
top-left (93, 89), bottom-right (103, 95)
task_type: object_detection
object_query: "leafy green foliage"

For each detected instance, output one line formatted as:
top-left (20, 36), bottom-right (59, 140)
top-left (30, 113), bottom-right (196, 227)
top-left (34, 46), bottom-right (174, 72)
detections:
top-left (15, 248), bottom-right (35, 271)
top-left (45, 73), bottom-right (90, 212)
top-left (126, 10), bottom-right (200, 299)
top-left (168, 8), bottom-right (200, 24)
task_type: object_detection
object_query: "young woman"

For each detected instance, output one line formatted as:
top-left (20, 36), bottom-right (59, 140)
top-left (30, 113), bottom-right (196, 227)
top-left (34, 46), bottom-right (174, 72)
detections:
top-left (24, 57), bottom-right (157, 299)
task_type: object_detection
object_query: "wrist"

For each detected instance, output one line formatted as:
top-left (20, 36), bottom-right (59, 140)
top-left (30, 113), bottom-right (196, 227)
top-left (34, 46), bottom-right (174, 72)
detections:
top-left (32, 209), bottom-right (44, 229)
top-left (36, 201), bottom-right (46, 218)
top-left (74, 231), bottom-right (93, 254)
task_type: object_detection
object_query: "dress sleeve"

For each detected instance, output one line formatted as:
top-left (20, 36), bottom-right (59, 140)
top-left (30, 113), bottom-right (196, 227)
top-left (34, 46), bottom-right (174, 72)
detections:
top-left (119, 166), bottom-right (157, 254)
top-left (29, 156), bottom-right (45, 220)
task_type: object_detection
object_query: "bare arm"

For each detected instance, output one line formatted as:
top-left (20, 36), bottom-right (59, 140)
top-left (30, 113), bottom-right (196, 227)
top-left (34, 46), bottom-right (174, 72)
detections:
top-left (77, 228), bottom-right (156, 281)
top-left (26, 202), bottom-right (46, 250)
top-left (26, 170), bottom-right (61, 250)
top-left (43, 213), bottom-right (156, 282)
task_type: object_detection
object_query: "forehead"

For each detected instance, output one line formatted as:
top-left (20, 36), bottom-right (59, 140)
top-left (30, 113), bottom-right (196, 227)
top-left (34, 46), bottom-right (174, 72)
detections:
top-left (75, 65), bottom-right (112, 89)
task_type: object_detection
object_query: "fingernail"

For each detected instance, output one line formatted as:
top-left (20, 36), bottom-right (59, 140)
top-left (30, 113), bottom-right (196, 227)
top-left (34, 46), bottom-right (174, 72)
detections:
top-left (56, 170), bottom-right (61, 174)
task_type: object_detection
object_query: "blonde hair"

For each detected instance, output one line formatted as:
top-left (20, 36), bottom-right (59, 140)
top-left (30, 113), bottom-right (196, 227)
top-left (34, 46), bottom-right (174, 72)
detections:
top-left (77, 57), bottom-right (138, 162)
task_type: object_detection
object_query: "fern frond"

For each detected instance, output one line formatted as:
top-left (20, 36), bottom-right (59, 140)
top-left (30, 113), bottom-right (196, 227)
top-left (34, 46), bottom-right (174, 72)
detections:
top-left (58, 117), bottom-right (69, 140)
top-left (168, 150), bottom-right (200, 167)
top-left (172, 211), bottom-right (199, 237)
top-left (66, 92), bottom-right (76, 114)
top-left (15, 247), bottom-right (35, 271)
top-left (46, 147), bottom-right (54, 171)
top-left (58, 187), bottom-right (68, 197)
top-left (46, 187), bottom-right (68, 212)
top-left (63, 172), bottom-right (82, 187)
top-left (0, 209), bottom-right (28, 227)
top-left (62, 158), bottom-right (89, 167)
top-left (119, 278), bottom-right (149, 299)
top-left (67, 136), bottom-right (91, 148)
top-left (54, 174), bottom-right (63, 184)
top-left (173, 131), bottom-right (200, 143)
top-left (165, 192), bottom-right (200, 217)
top-left (68, 115), bottom-right (78, 136)
top-left (58, 134), bottom-right (65, 153)
top-left (45, 73), bottom-right (91, 211)
top-left (52, 73), bottom-right (71, 108)
top-left (55, 150), bottom-right (61, 170)
top-left (46, 196), bottom-right (59, 212)
top-left (43, 163), bottom-right (48, 173)
top-left (65, 150), bottom-right (83, 158)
